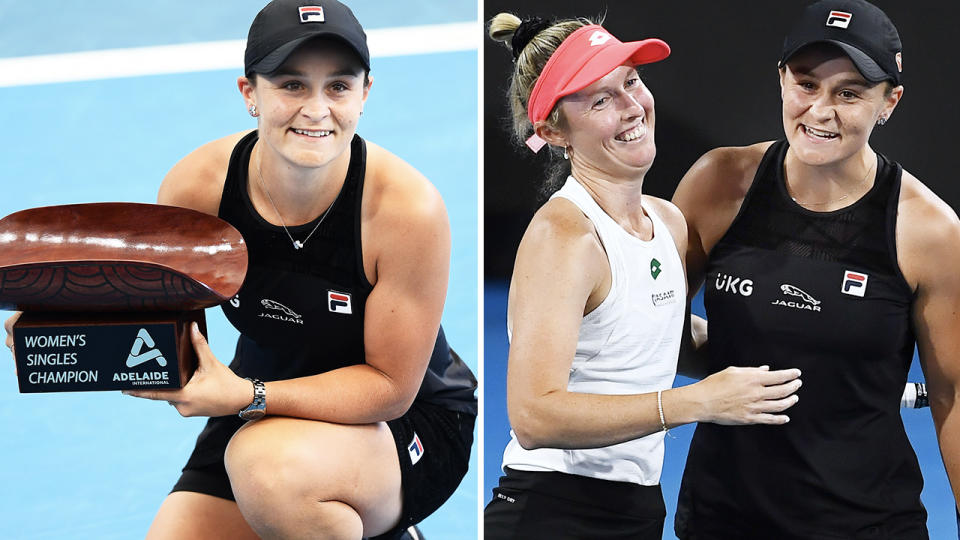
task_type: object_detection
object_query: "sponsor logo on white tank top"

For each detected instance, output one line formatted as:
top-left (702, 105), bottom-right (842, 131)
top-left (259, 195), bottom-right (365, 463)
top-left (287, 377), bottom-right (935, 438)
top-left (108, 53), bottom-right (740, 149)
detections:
top-left (650, 258), bottom-right (663, 279)
top-left (258, 299), bottom-right (304, 325)
top-left (771, 284), bottom-right (822, 312)
top-left (714, 272), bottom-right (754, 297)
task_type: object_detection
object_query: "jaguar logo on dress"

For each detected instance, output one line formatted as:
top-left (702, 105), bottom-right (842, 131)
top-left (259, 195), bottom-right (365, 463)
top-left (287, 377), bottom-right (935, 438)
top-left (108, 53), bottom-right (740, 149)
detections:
top-left (258, 299), bottom-right (304, 325)
top-left (328, 290), bottom-right (352, 314)
top-left (771, 284), bottom-right (822, 312)
top-left (841, 270), bottom-right (869, 297)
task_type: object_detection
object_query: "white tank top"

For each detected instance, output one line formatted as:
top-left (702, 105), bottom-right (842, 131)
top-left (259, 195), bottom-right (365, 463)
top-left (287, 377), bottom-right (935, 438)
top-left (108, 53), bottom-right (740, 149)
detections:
top-left (501, 176), bottom-right (686, 485)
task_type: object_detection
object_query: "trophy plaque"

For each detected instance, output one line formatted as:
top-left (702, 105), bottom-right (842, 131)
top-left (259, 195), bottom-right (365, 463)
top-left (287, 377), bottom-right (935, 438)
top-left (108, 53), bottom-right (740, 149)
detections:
top-left (0, 203), bottom-right (248, 393)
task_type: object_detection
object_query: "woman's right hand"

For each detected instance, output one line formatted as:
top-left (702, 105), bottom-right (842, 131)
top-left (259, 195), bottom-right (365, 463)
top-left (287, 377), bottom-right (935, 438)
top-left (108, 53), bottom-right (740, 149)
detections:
top-left (5, 311), bottom-right (22, 370)
top-left (5, 310), bottom-right (21, 348)
top-left (686, 365), bottom-right (802, 425)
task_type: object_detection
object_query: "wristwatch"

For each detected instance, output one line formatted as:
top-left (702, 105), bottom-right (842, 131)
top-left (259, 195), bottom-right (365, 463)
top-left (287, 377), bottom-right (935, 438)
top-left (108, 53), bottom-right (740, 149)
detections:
top-left (238, 378), bottom-right (266, 420)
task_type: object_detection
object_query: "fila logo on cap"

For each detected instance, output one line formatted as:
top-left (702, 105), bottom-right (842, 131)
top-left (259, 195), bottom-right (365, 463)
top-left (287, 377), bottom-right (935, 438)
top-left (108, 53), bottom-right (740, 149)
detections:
top-left (298, 6), bottom-right (325, 23)
top-left (407, 432), bottom-right (424, 465)
top-left (826, 10), bottom-right (852, 29)
top-left (842, 270), bottom-right (868, 297)
top-left (328, 290), bottom-right (352, 314)
top-left (895, 52), bottom-right (903, 72)
top-left (589, 30), bottom-right (611, 47)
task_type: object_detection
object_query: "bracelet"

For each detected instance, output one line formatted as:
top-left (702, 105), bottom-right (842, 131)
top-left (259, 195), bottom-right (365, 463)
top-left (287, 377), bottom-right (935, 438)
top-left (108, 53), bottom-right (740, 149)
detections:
top-left (657, 390), bottom-right (668, 433)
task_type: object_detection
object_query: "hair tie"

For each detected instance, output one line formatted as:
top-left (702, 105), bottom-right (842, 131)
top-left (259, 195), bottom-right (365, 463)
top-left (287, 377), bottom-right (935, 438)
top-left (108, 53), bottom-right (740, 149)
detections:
top-left (511, 17), bottom-right (551, 61)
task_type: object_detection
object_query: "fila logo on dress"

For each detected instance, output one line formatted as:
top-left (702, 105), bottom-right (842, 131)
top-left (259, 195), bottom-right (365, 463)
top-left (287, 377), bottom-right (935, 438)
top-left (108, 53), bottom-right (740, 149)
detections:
top-left (328, 290), bottom-right (352, 314)
top-left (826, 10), bottom-right (852, 28)
top-left (408, 432), bottom-right (424, 465)
top-left (841, 270), bottom-right (869, 297)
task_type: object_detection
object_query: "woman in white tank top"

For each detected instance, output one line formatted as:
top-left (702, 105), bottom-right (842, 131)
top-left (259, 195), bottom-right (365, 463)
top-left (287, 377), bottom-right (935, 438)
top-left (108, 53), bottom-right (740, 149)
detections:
top-left (485, 13), bottom-right (803, 539)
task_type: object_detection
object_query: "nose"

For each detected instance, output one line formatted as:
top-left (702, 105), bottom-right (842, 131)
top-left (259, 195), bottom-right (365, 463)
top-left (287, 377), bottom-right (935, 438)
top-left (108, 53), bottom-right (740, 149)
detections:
top-left (300, 90), bottom-right (331, 120)
top-left (620, 91), bottom-right (645, 120)
top-left (807, 91), bottom-right (837, 122)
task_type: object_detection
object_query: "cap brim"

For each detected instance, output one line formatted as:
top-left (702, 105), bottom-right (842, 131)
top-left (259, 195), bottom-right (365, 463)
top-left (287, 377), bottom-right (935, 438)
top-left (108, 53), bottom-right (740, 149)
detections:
top-left (781, 40), bottom-right (890, 83)
top-left (249, 33), bottom-right (370, 75)
top-left (561, 39), bottom-right (671, 98)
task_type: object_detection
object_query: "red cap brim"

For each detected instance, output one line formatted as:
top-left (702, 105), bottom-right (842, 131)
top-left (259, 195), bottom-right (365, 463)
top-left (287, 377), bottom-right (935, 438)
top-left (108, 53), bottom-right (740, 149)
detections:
top-left (527, 25), bottom-right (671, 129)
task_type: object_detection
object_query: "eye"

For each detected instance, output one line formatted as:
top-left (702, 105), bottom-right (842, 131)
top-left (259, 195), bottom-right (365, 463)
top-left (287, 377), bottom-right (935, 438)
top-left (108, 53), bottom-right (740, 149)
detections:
top-left (839, 89), bottom-right (859, 99)
top-left (625, 77), bottom-right (640, 89)
top-left (282, 81), bottom-right (304, 91)
top-left (330, 81), bottom-right (349, 93)
top-left (593, 96), bottom-right (609, 108)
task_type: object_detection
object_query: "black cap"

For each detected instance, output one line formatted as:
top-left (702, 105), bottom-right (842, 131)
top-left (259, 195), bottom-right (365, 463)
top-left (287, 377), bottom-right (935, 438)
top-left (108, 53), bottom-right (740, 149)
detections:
top-left (244, 0), bottom-right (369, 76)
top-left (780, 0), bottom-right (902, 85)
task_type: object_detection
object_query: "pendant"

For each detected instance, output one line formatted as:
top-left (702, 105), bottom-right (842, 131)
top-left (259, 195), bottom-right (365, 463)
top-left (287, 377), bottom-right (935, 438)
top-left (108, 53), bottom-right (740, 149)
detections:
top-left (293, 240), bottom-right (303, 250)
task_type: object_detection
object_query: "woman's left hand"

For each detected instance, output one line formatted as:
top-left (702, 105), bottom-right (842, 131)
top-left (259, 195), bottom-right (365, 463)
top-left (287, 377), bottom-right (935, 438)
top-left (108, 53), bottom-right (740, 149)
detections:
top-left (123, 322), bottom-right (253, 417)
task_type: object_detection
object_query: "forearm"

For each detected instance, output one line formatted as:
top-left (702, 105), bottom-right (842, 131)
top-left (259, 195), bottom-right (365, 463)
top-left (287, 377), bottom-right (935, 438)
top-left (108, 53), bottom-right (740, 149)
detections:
top-left (511, 364), bottom-right (799, 450)
top-left (510, 384), bottom-right (708, 450)
top-left (264, 363), bottom-right (416, 424)
top-left (931, 396), bottom-right (960, 509)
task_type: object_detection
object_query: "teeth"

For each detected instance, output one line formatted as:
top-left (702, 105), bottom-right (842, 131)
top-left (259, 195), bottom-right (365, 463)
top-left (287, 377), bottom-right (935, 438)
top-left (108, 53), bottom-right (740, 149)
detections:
top-left (804, 125), bottom-right (837, 139)
top-left (616, 125), bottom-right (644, 142)
top-left (293, 128), bottom-right (331, 137)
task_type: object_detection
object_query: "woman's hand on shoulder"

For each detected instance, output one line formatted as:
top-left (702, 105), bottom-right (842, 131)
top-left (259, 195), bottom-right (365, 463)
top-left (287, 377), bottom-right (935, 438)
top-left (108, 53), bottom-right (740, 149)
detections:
top-left (157, 131), bottom-right (252, 214)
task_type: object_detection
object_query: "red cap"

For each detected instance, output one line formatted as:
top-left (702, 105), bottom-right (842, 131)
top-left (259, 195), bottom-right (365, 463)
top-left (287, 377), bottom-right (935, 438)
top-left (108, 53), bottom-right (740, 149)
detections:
top-left (525, 25), bottom-right (670, 152)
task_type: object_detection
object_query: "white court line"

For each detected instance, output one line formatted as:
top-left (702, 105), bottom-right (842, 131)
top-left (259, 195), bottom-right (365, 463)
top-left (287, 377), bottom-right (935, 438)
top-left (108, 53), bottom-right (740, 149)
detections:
top-left (0, 21), bottom-right (477, 88)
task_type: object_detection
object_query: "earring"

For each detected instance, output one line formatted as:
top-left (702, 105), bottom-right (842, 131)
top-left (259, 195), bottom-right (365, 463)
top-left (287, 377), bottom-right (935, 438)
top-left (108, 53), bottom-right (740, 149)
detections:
top-left (563, 147), bottom-right (569, 160)
top-left (877, 116), bottom-right (887, 126)
top-left (248, 104), bottom-right (258, 117)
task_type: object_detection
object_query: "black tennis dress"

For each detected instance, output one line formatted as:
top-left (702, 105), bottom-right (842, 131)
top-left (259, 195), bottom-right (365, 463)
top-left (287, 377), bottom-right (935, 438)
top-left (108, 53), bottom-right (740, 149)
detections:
top-left (174, 131), bottom-right (477, 529)
top-left (675, 141), bottom-right (926, 539)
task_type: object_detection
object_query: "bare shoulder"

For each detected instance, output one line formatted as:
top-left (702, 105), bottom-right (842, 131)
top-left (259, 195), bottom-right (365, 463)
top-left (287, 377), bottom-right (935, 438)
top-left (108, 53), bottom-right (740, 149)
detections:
top-left (675, 141), bottom-right (773, 205)
top-left (157, 131), bottom-right (252, 215)
top-left (643, 196), bottom-right (688, 252)
top-left (673, 141), bottom-right (774, 255)
top-left (897, 170), bottom-right (960, 288)
top-left (363, 141), bottom-right (447, 226)
top-left (520, 196), bottom-right (605, 272)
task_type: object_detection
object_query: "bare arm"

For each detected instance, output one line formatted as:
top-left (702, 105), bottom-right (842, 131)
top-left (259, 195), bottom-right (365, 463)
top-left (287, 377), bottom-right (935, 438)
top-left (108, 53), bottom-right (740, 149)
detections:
top-left (266, 163), bottom-right (450, 422)
top-left (507, 198), bottom-right (800, 450)
top-left (901, 175), bottom-right (960, 509)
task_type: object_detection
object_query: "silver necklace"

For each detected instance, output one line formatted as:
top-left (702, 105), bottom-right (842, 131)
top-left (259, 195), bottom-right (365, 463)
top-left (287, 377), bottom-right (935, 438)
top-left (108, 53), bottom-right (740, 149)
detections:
top-left (787, 159), bottom-right (876, 207)
top-left (255, 145), bottom-right (339, 250)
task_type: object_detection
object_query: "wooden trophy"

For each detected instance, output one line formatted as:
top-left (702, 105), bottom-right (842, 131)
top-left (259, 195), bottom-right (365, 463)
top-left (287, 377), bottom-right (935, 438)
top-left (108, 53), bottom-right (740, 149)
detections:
top-left (0, 203), bottom-right (248, 393)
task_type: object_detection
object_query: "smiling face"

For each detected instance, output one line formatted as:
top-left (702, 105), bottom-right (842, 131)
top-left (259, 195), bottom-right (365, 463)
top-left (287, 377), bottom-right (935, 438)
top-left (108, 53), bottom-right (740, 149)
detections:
top-left (780, 44), bottom-right (901, 167)
top-left (240, 39), bottom-right (370, 171)
top-left (548, 64), bottom-right (657, 179)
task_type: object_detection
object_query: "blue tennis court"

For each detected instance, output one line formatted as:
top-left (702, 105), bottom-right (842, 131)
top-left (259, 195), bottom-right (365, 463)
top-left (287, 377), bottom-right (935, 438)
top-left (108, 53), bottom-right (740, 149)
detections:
top-left (0, 2), bottom-right (477, 538)
top-left (484, 283), bottom-right (957, 539)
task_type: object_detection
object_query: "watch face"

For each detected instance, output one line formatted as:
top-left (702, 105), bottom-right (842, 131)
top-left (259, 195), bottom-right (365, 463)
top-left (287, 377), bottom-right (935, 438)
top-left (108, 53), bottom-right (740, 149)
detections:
top-left (240, 408), bottom-right (266, 421)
